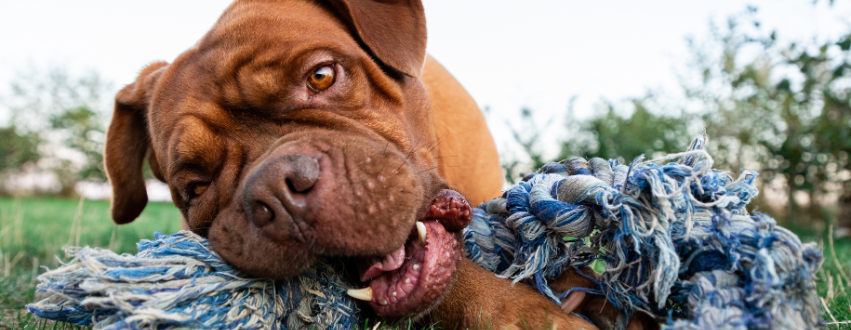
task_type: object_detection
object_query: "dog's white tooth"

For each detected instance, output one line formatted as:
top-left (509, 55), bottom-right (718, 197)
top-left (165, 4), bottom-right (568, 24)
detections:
top-left (413, 264), bottom-right (420, 270)
top-left (347, 287), bottom-right (373, 301)
top-left (405, 278), bottom-right (411, 284)
top-left (416, 221), bottom-right (427, 244)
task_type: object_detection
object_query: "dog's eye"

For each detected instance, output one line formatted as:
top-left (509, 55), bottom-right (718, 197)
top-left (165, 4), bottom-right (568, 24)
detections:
top-left (307, 65), bottom-right (336, 92)
top-left (190, 182), bottom-right (210, 198)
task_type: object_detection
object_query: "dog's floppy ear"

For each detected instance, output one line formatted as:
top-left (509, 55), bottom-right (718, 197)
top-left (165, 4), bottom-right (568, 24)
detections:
top-left (104, 62), bottom-right (168, 224)
top-left (327, 0), bottom-right (427, 77)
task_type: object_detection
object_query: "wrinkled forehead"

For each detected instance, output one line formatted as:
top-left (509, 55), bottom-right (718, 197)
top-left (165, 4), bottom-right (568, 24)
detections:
top-left (204, 0), bottom-right (355, 56)
top-left (152, 0), bottom-right (359, 115)
top-left (146, 0), bottom-right (362, 165)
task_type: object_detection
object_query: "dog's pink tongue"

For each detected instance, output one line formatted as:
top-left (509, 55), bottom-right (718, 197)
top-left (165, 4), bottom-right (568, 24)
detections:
top-left (359, 245), bottom-right (406, 282)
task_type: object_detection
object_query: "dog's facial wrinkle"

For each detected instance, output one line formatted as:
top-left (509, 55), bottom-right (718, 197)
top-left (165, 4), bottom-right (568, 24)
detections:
top-left (139, 0), bottom-right (458, 319)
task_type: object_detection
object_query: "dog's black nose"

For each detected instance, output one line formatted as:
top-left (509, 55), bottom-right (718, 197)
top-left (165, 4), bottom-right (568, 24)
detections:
top-left (242, 154), bottom-right (320, 242)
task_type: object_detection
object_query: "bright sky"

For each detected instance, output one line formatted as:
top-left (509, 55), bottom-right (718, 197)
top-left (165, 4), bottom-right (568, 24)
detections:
top-left (2, 0), bottom-right (851, 159)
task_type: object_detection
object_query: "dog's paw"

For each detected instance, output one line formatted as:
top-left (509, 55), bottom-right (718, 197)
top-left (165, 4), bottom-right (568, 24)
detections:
top-left (552, 267), bottom-right (660, 330)
top-left (560, 290), bottom-right (660, 330)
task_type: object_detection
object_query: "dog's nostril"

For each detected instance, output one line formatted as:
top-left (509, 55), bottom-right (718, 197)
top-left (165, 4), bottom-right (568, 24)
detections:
top-left (285, 178), bottom-right (308, 194)
top-left (285, 159), bottom-right (320, 193)
top-left (243, 153), bottom-right (319, 232)
top-left (251, 202), bottom-right (274, 227)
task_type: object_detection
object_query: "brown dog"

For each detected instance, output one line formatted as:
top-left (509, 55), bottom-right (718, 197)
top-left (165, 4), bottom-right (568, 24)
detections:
top-left (103, 0), bottom-right (653, 329)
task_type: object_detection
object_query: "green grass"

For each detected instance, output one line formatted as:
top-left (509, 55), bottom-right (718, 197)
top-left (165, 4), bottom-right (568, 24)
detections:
top-left (1, 197), bottom-right (851, 329)
top-left (815, 228), bottom-right (851, 327)
top-left (0, 197), bottom-right (182, 329)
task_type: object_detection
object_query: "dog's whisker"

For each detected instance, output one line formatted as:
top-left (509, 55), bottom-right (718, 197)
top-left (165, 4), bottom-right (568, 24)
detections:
top-left (423, 133), bottom-right (447, 154)
top-left (375, 140), bottom-right (394, 176)
top-left (413, 166), bottom-right (441, 175)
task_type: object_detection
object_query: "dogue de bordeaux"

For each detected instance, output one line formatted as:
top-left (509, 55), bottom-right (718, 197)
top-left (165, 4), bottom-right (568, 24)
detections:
top-left (104, 0), bottom-right (656, 328)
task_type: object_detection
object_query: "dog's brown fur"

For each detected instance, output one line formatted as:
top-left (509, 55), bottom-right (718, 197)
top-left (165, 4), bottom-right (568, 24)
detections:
top-left (104, 0), bottom-right (655, 328)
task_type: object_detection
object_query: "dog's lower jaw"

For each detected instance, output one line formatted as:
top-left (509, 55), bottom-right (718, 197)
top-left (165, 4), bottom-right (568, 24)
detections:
top-left (360, 238), bottom-right (461, 327)
top-left (350, 190), bottom-right (472, 319)
top-left (389, 268), bottom-right (459, 327)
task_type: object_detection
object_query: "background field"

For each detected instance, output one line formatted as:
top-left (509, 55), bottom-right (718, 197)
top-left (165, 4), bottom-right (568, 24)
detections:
top-left (2, 1), bottom-right (851, 329)
top-left (0, 197), bottom-right (849, 329)
top-left (0, 198), bottom-right (182, 329)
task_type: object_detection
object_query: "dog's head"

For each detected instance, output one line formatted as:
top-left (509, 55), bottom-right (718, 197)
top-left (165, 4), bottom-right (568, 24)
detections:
top-left (105, 0), bottom-right (473, 318)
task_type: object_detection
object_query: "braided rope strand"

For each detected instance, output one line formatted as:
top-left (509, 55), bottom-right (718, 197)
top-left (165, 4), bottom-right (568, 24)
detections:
top-left (27, 231), bottom-right (361, 330)
top-left (463, 135), bottom-right (823, 330)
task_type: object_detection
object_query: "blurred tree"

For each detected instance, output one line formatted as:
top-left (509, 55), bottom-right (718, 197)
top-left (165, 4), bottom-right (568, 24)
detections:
top-left (1, 66), bottom-right (110, 196)
top-left (501, 95), bottom-right (688, 183)
top-left (682, 10), bottom-right (851, 226)
top-left (502, 107), bottom-right (551, 183)
top-left (502, 7), bottom-right (851, 228)
top-left (804, 33), bottom-right (851, 227)
top-left (49, 106), bottom-right (106, 181)
top-left (0, 125), bottom-right (41, 194)
top-left (558, 97), bottom-right (689, 162)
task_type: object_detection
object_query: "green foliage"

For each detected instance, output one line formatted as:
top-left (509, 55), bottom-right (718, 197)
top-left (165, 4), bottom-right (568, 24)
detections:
top-left (503, 7), bottom-right (851, 227)
top-left (681, 11), bottom-right (851, 225)
top-left (49, 106), bottom-right (105, 181)
top-left (558, 99), bottom-right (688, 162)
top-left (0, 126), bottom-right (40, 176)
top-left (0, 67), bottom-right (111, 195)
top-left (501, 95), bottom-right (690, 184)
top-left (502, 107), bottom-right (553, 183)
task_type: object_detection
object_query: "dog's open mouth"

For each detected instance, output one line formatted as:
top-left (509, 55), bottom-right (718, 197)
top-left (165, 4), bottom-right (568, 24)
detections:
top-left (347, 189), bottom-right (471, 318)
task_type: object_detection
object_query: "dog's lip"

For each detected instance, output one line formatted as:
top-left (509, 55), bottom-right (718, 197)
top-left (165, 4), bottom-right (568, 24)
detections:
top-left (359, 220), bottom-right (457, 317)
top-left (350, 189), bottom-right (469, 318)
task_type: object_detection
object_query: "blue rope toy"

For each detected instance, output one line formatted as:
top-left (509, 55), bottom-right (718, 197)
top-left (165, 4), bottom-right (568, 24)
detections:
top-left (27, 232), bottom-right (361, 329)
top-left (28, 135), bottom-right (823, 329)
top-left (465, 135), bottom-right (822, 329)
